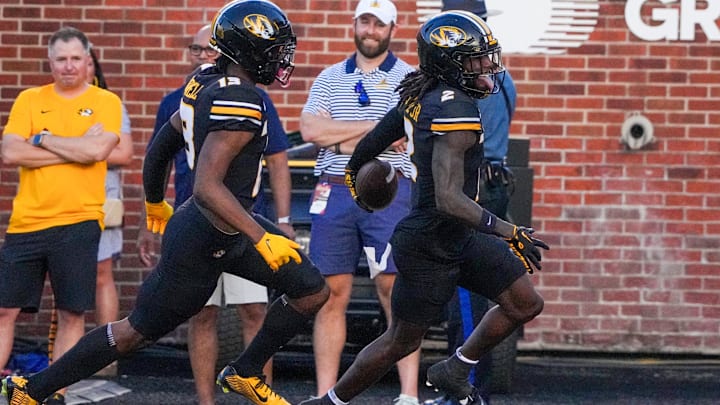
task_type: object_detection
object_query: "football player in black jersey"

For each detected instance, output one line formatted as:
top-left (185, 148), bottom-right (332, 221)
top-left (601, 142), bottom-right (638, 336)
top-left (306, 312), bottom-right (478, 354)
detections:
top-left (1, 2), bottom-right (328, 405)
top-left (300, 10), bottom-right (548, 405)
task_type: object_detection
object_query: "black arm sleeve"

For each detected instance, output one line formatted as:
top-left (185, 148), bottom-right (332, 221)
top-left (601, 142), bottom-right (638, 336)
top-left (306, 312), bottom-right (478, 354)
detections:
top-left (347, 106), bottom-right (405, 172)
top-left (143, 120), bottom-right (185, 203)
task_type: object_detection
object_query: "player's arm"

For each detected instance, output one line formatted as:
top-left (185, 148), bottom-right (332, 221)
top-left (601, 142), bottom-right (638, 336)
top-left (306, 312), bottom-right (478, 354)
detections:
top-left (136, 100), bottom-right (176, 259)
top-left (142, 112), bottom-right (184, 234)
top-left (143, 112), bottom-right (184, 204)
top-left (193, 129), bottom-right (301, 271)
top-left (346, 106), bottom-right (405, 172)
top-left (436, 131), bottom-right (549, 273)
top-left (432, 130), bottom-right (516, 238)
top-left (193, 129), bottom-right (267, 240)
top-left (344, 106), bottom-right (405, 212)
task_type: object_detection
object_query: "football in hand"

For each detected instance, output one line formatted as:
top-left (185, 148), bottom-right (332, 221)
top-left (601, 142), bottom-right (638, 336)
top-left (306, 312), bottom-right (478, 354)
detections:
top-left (355, 158), bottom-right (398, 210)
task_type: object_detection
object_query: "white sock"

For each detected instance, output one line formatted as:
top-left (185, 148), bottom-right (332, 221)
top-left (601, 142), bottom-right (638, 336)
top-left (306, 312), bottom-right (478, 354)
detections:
top-left (456, 347), bottom-right (479, 365)
top-left (328, 388), bottom-right (349, 405)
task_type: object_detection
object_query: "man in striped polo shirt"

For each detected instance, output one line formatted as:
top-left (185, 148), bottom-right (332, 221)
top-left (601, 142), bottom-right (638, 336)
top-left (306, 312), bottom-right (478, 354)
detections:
top-left (299, 1), bottom-right (419, 404)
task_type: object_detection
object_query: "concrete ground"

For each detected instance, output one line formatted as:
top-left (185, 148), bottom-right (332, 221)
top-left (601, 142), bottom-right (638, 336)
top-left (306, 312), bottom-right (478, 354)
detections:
top-left (3, 349), bottom-right (720, 404)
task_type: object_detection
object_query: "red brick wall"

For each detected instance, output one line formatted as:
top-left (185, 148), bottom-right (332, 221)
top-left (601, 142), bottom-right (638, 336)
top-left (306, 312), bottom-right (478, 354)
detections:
top-left (1, 1), bottom-right (718, 355)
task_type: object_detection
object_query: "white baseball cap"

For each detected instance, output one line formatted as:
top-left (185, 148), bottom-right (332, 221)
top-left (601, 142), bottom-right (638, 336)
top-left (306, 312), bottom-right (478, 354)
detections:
top-left (354, 0), bottom-right (397, 25)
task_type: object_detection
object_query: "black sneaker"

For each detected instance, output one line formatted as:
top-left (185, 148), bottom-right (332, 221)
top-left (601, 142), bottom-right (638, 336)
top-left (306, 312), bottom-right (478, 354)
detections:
top-left (1, 375), bottom-right (40, 405)
top-left (43, 392), bottom-right (65, 405)
top-left (423, 392), bottom-right (487, 405)
top-left (426, 359), bottom-right (475, 405)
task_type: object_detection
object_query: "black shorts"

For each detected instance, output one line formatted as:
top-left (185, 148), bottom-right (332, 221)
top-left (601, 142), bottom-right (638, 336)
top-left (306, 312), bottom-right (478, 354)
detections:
top-left (128, 200), bottom-right (325, 341)
top-left (0, 220), bottom-right (101, 313)
top-left (389, 212), bottom-right (526, 327)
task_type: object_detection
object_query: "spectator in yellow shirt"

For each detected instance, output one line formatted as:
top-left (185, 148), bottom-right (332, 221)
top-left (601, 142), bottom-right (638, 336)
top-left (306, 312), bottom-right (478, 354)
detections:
top-left (0, 26), bottom-right (121, 402)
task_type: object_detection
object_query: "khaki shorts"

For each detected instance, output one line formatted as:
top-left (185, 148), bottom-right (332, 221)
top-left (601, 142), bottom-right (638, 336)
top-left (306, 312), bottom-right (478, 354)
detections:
top-left (205, 273), bottom-right (268, 306)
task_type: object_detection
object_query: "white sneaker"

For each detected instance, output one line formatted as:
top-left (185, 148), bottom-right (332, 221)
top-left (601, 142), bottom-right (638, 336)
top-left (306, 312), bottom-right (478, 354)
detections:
top-left (394, 394), bottom-right (420, 405)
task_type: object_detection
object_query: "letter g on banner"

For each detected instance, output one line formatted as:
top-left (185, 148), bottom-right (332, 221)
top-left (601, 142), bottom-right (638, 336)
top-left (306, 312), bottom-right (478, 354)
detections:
top-left (625, 0), bottom-right (720, 41)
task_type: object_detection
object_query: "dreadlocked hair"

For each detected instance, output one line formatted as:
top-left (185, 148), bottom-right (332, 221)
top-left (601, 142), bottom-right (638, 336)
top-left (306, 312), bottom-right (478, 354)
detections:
top-left (398, 70), bottom-right (439, 106)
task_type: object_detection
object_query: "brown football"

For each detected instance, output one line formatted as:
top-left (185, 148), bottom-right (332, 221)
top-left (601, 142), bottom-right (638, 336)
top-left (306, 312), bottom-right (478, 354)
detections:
top-left (355, 158), bottom-right (398, 210)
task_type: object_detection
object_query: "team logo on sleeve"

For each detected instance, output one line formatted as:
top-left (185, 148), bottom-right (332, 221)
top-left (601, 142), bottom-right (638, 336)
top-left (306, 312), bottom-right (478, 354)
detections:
top-left (243, 14), bottom-right (276, 40)
top-left (429, 26), bottom-right (468, 48)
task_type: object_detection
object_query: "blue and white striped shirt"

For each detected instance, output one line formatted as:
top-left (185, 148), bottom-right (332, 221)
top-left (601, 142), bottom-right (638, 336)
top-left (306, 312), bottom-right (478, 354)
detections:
top-left (302, 51), bottom-right (415, 177)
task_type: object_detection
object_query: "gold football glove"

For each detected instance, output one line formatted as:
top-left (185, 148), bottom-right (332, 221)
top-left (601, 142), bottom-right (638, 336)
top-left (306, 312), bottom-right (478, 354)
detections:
top-left (254, 231), bottom-right (302, 272)
top-left (344, 167), bottom-right (373, 213)
top-left (145, 200), bottom-right (174, 235)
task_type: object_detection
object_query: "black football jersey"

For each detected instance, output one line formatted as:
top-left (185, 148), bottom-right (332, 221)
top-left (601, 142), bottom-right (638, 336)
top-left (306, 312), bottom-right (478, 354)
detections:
top-left (179, 65), bottom-right (268, 210)
top-left (402, 82), bottom-right (484, 210)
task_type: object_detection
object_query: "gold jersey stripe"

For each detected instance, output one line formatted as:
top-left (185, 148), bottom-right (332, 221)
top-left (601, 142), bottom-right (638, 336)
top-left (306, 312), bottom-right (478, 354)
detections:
top-left (210, 106), bottom-right (262, 119)
top-left (431, 123), bottom-right (482, 132)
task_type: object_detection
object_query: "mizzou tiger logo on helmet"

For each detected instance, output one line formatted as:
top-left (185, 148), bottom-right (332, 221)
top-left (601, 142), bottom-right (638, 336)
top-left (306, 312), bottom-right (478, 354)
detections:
top-left (243, 14), bottom-right (276, 40)
top-left (429, 26), bottom-right (469, 48)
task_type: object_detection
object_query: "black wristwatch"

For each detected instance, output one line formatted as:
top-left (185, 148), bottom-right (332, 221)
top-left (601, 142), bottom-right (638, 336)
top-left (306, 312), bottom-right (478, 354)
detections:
top-left (30, 133), bottom-right (46, 147)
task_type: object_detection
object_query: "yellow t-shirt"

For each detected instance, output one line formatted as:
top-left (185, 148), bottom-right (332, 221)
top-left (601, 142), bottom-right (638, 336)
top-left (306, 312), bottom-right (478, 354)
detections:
top-left (2, 84), bottom-right (122, 233)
